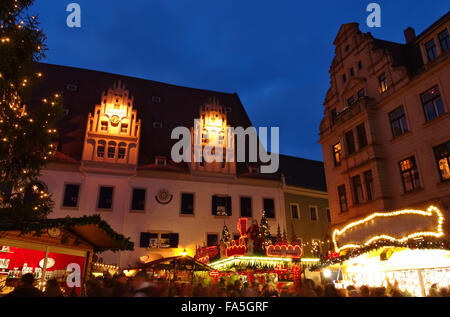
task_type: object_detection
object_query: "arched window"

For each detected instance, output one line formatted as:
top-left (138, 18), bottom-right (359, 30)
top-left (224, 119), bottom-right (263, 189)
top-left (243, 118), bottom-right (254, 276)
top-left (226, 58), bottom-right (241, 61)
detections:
top-left (97, 140), bottom-right (106, 158)
top-left (118, 143), bottom-right (126, 160)
top-left (107, 141), bottom-right (116, 158)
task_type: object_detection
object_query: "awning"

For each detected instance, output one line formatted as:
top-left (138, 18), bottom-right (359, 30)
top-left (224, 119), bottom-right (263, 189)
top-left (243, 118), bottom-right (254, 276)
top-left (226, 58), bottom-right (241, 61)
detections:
top-left (138, 256), bottom-right (212, 271)
top-left (0, 215), bottom-right (134, 252)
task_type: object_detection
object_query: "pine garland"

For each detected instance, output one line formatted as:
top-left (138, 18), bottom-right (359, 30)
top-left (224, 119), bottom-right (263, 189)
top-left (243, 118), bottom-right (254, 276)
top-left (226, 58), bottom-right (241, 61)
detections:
top-left (0, 214), bottom-right (134, 252)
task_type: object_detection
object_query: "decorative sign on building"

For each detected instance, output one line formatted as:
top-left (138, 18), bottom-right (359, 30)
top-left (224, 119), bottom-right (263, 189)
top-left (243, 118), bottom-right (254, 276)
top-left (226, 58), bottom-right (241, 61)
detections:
top-left (266, 244), bottom-right (303, 259)
top-left (155, 188), bottom-right (173, 205)
top-left (333, 206), bottom-right (445, 252)
top-left (225, 218), bottom-right (248, 257)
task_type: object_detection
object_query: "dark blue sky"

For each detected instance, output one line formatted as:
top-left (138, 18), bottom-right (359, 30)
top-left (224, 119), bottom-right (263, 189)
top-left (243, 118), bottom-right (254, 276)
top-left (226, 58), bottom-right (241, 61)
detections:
top-left (31, 1), bottom-right (449, 161)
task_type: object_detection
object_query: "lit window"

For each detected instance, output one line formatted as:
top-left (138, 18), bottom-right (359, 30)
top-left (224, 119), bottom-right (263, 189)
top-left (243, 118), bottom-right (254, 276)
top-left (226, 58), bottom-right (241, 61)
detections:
top-left (421, 86), bottom-right (445, 122)
top-left (399, 157), bottom-right (421, 193)
top-left (118, 143), bottom-right (126, 160)
top-left (379, 73), bottom-right (388, 93)
top-left (120, 124), bottom-right (128, 133)
top-left (97, 141), bottom-right (105, 158)
top-left (107, 142), bottom-right (116, 158)
top-left (333, 143), bottom-right (342, 167)
top-left (101, 121), bottom-right (108, 131)
top-left (433, 141), bottom-right (450, 181)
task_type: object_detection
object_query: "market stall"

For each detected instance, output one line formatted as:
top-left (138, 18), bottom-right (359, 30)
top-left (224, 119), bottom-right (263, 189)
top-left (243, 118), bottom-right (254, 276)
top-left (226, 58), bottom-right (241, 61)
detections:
top-left (137, 255), bottom-right (212, 283)
top-left (317, 205), bottom-right (450, 296)
top-left (0, 215), bottom-right (133, 296)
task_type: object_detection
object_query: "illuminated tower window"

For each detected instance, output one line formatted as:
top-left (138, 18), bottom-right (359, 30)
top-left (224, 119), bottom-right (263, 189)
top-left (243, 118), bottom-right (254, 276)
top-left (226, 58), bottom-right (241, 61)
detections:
top-left (121, 123), bottom-right (128, 133)
top-left (118, 143), bottom-right (126, 160)
top-left (101, 121), bottom-right (108, 131)
top-left (97, 141), bottom-right (106, 158)
top-left (108, 141), bottom-right (116, 158)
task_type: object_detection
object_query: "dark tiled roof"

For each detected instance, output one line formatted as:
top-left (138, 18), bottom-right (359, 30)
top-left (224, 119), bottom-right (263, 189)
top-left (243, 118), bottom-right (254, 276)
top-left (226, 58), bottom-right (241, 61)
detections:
top-left (29, 63), bottom-right (257, 175)
top-left (279, 154), bottom-right (327, 192)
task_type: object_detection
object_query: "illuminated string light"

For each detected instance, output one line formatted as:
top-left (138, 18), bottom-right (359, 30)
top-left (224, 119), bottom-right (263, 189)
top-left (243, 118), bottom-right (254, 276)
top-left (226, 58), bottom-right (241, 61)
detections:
top-left (333, 206), bottom-right (445, 252)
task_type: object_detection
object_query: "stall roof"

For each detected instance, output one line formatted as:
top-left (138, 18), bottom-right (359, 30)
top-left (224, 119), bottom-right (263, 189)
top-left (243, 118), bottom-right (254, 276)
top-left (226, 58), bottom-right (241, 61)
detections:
top-left (0, 215), bottom-right (134, 252)
top-left (138, 256), bottom-right (212, 271)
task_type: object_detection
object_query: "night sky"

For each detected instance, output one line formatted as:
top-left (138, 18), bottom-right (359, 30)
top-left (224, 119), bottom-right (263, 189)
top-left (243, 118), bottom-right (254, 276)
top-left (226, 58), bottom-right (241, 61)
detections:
top-left (30, 1), bottom-right (449, 161)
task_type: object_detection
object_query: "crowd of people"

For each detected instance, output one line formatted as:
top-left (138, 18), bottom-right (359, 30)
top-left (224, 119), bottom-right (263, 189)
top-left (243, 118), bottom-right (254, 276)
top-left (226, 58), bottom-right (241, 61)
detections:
top-left (3, 272), bottom-right (450, 297)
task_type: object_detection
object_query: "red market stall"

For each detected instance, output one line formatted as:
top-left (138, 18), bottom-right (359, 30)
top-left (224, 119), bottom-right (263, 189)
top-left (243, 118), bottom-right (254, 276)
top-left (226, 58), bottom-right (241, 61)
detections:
top-left (0, 215), bottom-right (133, 296)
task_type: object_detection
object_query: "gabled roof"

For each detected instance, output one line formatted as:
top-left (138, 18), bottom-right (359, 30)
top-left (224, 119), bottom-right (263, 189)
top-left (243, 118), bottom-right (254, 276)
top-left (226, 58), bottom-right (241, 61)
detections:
top-left (278, 154), bottom-right (327, 192)
top-left (28, 63), bottom-right (256, 175)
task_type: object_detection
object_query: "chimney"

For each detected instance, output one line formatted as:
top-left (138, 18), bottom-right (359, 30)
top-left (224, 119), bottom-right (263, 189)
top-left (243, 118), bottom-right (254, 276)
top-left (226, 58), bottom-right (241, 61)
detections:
top-left (404, 27), bottom-right (416, 44)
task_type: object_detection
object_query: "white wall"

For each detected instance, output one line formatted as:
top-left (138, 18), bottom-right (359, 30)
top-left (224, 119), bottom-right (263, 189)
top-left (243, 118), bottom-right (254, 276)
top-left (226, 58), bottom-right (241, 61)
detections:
top-left (40, 168), bottom-right (286, 267)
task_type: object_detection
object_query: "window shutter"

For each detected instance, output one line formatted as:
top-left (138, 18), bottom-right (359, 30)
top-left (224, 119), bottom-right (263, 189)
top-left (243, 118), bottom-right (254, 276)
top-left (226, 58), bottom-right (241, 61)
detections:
top-left (140, 232), bottom-right (151, 248)
top-left (212, 195), bottom-right (218, 215)
top-left (169, 233), bottom-right (179, 248)
top-left (226, 196), bottom-right (232, 216)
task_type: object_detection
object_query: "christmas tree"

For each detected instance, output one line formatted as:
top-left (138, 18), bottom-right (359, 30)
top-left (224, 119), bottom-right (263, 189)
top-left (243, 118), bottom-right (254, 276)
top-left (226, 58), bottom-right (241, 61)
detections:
top-left (220, 223), bottom-right (232, 244)
top-left (275, 224), bottom-right (282, 244)
top-left (259, 210), bottom-right (272, 249)
top-left (0, 0), bottom-right (63, 221)
top-left (282, 227), bottom-right (288, 244)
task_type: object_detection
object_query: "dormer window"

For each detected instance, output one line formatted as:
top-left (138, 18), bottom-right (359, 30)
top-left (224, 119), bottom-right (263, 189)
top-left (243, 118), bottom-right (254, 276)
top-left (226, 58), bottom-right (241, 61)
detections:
top-left (438, 29), bottom-right (449, 52)
top-left (101, 121), bottom-right (108, 131)
top-left (425, 39), bottom-right (437, 61)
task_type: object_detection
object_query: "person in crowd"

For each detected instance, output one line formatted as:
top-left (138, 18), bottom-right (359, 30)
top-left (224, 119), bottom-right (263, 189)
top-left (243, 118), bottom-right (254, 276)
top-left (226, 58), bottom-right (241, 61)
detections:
top-left (359, 285), bottom-right (370, 297)
top-left (323, 283), bottom-right (340, 297)
top-left (44, 278), bottom-right (64, 297)
top-left (6, 273), bottom-right (43, 297)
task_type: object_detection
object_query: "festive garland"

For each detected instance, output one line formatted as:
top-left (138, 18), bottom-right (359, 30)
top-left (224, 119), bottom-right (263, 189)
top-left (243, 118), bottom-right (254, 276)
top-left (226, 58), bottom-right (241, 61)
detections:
top-left (309, 237), bottom-right (450, 271)
top-left (0, 214), bottom-right (134, 252)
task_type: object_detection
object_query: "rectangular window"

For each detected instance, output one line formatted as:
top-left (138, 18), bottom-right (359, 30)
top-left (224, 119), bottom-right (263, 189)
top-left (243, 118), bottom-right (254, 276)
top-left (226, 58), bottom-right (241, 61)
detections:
top-left (290, 204), bottom-right (299, 219)
top-left (399, 157), bottom-right (421, 192)
top-left (356, 123), bottom-right (367, 149)
top-left (379, 73), bottom-right (388, 93)
top-left (333, 143), bottom-right (343, 167)
top-left (345, 130), bottom-right (356, 155)
top-left (342, 74), bottom-right (347, 83)
top-left (153, 121), bottom-right (163, 129)
top-left (326, 208), bottom-right (331, 222)
top-left (438, 29), bottom-right (449, 52)
top-left (309, 206), bottom-right (318, 221)
top-left (433, 141), bottom-right (450, 181)
top-left (131, 188), bottom-right (146, 211)
top-left (107, 145), bottom-right (115, 158)
top-left (338, 185), bottom-right (348, 213)
top-left (347, 96), bottom-right (355, 106)
top-left (421, 86), bottom-right (445, 122)
top-left (101, 121), bottom-right (108, 131)
top-left (140, 233), bottom-right (178, 249)
top-left (263, 198), bottom-right (275, 218)
top-left (181, 193), bottom-right (194, 215)
top-left (364, 170), bottom-right (374, 201)
top-left (389, 106), bottom-right (409, 138)
top-left (240, 197), bottom-right (252, 217)
top-left (98, 186), bottom-right (114, 209)
top-left (120, 124), bottom-right (128, 133)
top-left (212, 195), bottom-right (232, 216)
top-left (152, 96), bottom-right (161, 103)
top-left (425, 39), bottom-right (437, 61)
top-left (330, 109), bottom-right (337, 125)
top-left (358, 61), bottom-right (362, 70)
top-left (357, 88), bottom-right (365, 99)
top-left (207, 234), bottom-right (218, 247)
top-left (351, 175), bottom-right (364, 205)
top-left (62, 184), bottom-right (80, 208)
top-left (350, 68), bottom-right (354, 77)
top-left (97, 144), bottom-right (105, 158)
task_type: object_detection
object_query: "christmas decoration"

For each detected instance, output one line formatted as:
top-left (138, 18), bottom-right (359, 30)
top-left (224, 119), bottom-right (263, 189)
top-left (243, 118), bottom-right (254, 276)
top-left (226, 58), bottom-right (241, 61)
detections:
top-left (266, 244), bottom-right (303, 258)
top-left (220, 223), bottom-right (232, 244)
top-left (0, 0), bottom-right (63, 221)
top-left (259, 210), bottom-right (272, 249)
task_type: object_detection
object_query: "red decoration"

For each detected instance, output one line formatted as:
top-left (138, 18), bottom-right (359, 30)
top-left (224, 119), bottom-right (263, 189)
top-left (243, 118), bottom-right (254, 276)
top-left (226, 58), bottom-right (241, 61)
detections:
top-left (266, 244), bottom-right (302, 258)
top-left (225, 218), bottom-right (248, 257)
top-left (226, 245), bottom-right (247, 257)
